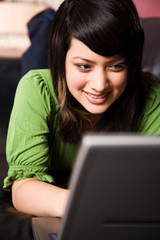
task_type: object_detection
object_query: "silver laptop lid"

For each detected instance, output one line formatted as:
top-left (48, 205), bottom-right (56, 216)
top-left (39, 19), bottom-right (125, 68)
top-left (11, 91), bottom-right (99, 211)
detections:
top-left (59, 134), bottom-right (160, 240)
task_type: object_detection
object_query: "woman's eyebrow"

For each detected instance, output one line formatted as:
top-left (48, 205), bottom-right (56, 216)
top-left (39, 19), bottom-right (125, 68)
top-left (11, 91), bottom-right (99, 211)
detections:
top-left (72, 56), bottom-right (125, 64)
top-left (72, 57), bottom-right (96, 63)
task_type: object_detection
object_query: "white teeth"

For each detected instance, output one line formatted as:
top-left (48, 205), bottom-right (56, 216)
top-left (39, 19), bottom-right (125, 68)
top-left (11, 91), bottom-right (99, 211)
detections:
top-left (87, 93), bottom-right (106, 99)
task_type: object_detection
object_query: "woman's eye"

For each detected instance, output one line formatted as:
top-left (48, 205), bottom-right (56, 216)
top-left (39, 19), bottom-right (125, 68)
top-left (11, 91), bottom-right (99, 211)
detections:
top-left (77, 64), bottom-right (91, 70)
top-left (108, 63), bottom-right (126, 72)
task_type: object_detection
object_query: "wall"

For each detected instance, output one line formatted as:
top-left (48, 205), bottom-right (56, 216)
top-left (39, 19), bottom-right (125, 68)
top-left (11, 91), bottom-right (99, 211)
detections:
top-left (133, 0), bottom-right (160, 18)
top-left (0, 2), bottom-right (47, 57)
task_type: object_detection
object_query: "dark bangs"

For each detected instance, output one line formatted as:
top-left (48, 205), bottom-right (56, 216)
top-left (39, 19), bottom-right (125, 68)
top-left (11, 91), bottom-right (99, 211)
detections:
top-left (70, 0), bottom-right (144, 66)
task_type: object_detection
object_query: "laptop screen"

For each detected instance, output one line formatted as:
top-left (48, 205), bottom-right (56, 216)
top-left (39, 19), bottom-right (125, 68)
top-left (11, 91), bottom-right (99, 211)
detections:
top-left (58, 134), bottom-right (160, 240)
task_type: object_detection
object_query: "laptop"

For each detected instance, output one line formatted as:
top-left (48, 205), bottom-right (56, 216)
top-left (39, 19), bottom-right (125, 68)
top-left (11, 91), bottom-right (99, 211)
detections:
top-left (32, 133), bottom-right (160, 240)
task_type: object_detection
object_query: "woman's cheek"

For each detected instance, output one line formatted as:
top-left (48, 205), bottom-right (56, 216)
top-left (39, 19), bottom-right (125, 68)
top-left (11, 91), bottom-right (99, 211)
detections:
top-left (109, 71), bottom-right (127, 88)
top-left (68, 71), bottom-right (86, 89)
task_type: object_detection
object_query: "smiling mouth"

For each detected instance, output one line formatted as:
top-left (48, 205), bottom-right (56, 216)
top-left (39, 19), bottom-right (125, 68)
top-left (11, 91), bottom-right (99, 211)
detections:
top-left (83, 90), bottom-right (112, 104)
top-left (83, 90), bottom-right (111, 98)
top-left (86, 92), bottom-right (107, 99)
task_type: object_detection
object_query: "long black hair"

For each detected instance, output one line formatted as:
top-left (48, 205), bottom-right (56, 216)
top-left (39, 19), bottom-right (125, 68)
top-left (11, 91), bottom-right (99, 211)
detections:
top-left (49, 0), bottom-right (146, 142)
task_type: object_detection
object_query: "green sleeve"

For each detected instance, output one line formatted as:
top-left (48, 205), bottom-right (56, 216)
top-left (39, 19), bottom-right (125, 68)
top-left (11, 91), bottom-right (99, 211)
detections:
top-left (3, 70), bottom-right (55, 190)
top-left (137, 83), bottom-right (160, 135)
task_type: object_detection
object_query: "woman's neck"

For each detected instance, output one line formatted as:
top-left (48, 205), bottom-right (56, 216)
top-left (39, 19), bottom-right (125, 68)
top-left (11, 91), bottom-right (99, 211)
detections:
top-left (81, 112), bottom-right (104, 132)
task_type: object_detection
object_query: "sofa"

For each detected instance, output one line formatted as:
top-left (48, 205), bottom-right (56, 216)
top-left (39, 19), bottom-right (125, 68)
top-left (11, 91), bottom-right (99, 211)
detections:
top-left (0, 10), bottom-right (160, 239)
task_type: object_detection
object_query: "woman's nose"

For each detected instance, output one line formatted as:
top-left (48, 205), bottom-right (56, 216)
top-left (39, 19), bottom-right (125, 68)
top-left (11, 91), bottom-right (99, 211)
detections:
top-left (90, 69), bottom-right (108, 92)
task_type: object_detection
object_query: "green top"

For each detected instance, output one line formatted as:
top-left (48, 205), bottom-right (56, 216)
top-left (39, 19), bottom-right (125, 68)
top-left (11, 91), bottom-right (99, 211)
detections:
top-left (3, 69), bottom-right (160, 190)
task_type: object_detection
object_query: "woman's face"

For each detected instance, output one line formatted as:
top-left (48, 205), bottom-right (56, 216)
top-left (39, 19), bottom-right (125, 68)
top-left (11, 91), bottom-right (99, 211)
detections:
top-left (65, 38), bottom-right (128, 115)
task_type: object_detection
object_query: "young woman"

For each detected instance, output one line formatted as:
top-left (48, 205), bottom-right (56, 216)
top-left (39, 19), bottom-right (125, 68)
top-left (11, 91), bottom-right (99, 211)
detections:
top-left (3, 0), bottom-right (160, 217)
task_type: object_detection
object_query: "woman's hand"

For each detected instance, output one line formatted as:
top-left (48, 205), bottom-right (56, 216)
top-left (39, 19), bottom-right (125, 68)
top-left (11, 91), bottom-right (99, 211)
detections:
top-left (12, 178), bottom-right (70, 217)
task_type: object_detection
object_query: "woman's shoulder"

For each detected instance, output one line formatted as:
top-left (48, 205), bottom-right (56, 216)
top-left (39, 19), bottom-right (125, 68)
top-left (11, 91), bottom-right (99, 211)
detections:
top-left (21, 69), bottom-right (54, 95)
top-left (137, 77), bottom-right (160, 135)
top-left (140, 72), bottom-right (160, 107)
top-left (146, 81), bottom-right (160, 107)
top-left (17, 69), bottom-right (59, 109)
top-left (11, 69), bottom-right (60, 120)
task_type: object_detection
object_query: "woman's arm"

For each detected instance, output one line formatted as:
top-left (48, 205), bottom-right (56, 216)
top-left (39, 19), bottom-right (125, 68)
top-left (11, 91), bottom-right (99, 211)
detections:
top-left (12, 178), bottom-right (69, 217)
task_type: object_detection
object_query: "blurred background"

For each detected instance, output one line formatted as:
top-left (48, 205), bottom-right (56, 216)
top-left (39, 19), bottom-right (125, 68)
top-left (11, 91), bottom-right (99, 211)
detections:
top-left (0, 0), bottom-right (63, 58)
